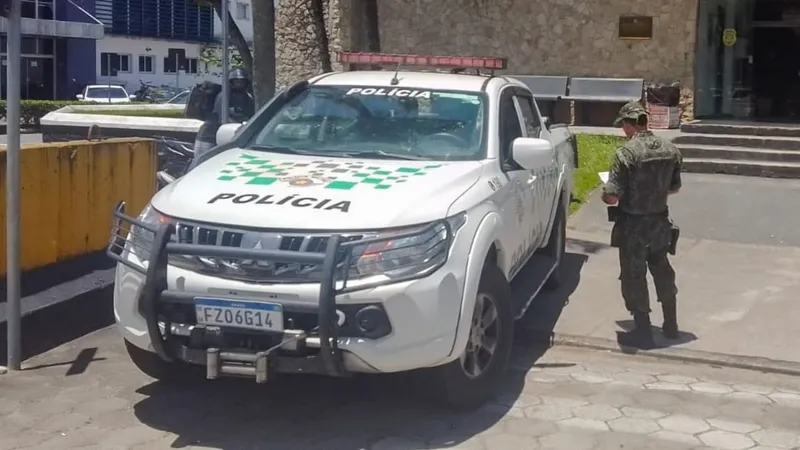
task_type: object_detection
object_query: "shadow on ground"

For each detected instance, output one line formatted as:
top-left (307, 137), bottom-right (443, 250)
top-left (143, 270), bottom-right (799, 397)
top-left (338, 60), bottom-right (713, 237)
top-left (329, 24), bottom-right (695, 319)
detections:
top-left (515, 246), bottom-right (591, 348)
top-left (615, 319), bottom-right (699, 353)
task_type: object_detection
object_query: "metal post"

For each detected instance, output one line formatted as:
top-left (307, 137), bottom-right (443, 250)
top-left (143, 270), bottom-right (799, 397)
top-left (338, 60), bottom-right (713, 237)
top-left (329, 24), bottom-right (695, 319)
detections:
top-left (6, 0), bottom-right (23, 371)
top-left (106, 54), bottom-right (111, 103)
top-left (220, 0), bottom-right (230, 123)
top-left (174, 54), bottom-right (179, 91)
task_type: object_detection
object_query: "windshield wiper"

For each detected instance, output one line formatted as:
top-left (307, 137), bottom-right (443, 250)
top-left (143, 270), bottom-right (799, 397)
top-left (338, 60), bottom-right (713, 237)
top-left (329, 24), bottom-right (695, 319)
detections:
top-left (337, 150), bottom-right (430, 161)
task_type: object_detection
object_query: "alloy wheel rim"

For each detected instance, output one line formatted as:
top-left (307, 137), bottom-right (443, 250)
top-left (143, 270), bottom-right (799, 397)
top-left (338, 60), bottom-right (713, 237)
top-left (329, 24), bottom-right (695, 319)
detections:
top-left (460, 293), bottom-right (500, 379)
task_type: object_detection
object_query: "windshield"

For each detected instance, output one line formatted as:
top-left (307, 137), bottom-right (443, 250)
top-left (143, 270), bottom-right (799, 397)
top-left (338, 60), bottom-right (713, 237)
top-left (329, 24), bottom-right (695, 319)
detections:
top-left (86, 87), bottom-right (128, 99)
top-left (249, 85), bottom-right (486, 161)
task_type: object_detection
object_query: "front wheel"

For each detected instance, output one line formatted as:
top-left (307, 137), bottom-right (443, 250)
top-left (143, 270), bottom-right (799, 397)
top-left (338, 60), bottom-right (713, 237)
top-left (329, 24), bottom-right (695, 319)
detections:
top-left (427, 263), bottom-right (514, 410)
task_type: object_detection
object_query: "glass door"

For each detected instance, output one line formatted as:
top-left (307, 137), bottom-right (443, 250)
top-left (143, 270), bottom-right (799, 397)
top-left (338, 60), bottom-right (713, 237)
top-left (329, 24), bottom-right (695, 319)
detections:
top-left (695, 0), bottom-right (755, 118)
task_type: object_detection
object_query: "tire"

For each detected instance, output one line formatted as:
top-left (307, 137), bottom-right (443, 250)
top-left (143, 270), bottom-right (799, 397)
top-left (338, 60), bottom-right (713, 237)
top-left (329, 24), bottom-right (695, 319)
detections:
top-left (427, 263), bottom-right (514, 410)
top-left (543, 198), bottom-right (567, 290)
top-left (124, 339), bottom-right (198, 382)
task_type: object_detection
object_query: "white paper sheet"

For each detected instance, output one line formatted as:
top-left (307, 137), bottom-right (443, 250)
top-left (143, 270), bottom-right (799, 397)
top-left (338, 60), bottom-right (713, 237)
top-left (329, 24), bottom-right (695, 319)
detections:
top-left (598, 171), bottom-right (610, 184)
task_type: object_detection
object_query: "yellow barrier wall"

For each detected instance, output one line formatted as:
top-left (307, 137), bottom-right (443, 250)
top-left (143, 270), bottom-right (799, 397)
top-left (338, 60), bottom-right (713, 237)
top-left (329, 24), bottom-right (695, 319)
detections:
top-left (0, 138), bottom-right (157, 275)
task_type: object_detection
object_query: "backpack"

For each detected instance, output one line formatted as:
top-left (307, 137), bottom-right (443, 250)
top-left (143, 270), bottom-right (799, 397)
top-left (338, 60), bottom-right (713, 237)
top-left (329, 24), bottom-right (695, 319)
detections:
top-left (184, 81), bottom-right (222, 120)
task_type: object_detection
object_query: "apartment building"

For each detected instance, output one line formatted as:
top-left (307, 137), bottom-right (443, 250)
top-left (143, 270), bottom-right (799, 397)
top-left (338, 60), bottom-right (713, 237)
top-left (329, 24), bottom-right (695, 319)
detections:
top-left (95, 0), bottom-right (255, 95)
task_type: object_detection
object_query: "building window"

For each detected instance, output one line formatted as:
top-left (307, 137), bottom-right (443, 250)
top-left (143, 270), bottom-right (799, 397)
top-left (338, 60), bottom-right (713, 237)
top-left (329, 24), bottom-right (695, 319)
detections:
top-left (164, 56), bottom-right (177, 73)
top-left (100, 53), bottom-right (131, 76)
top-left (21, 0), bottom-right (54, 20)
top-left (138, 55), bottom-right (154, 73)
top-left (186, 58), bottom-right (199, 74)
top-left (236, 2), bottom-right (249, 20)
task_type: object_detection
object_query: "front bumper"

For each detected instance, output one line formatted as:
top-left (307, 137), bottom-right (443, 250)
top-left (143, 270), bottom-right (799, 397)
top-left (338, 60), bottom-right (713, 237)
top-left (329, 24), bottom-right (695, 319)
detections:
top-left (107, 202), bottom-right (464, 381)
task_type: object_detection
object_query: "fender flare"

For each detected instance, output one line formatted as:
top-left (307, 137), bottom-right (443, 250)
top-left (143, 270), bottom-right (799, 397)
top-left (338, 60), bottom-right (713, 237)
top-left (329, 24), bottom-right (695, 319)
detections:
top-left (445, 211), bottom-right (504, 361)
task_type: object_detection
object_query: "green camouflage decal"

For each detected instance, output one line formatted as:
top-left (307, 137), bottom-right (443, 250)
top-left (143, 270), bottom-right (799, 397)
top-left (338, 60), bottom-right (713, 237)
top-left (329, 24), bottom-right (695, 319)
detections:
top-left (217, 154), bottom-right (443, 190)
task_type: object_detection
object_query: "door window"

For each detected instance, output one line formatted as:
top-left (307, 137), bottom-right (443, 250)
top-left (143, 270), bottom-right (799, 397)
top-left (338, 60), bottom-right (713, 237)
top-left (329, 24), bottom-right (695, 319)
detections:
top-left (499, 94), bottom-right (524, 166)
top-left (513, 95), bottom-right (542, 137)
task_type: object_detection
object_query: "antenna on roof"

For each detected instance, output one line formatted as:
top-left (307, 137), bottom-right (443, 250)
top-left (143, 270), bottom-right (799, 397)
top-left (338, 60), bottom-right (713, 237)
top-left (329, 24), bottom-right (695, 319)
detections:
top-left (390, 61), bottom-right (401, 86)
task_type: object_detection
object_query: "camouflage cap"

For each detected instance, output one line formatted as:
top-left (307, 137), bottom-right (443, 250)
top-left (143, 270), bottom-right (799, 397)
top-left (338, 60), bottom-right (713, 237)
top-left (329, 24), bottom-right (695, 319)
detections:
top-left (613, 101), bottom-right (648, 127)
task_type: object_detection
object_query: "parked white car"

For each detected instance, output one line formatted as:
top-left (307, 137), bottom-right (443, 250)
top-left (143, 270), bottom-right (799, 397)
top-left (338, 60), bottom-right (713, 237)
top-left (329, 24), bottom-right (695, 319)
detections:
top-left (76, 85), bottom-right (135, 103)
top-left (166, 90), bottom-right (191, 105)
top-left (108, 53), bottom-right (577, 409)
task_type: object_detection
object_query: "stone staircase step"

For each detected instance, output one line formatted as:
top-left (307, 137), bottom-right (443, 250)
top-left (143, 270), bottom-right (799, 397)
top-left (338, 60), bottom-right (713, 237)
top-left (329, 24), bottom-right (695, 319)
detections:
top-left (676, 144), bottom-right (800, 163)
top-left (673, 133), bottom-right (800, 151)
top-left (681, 121), bottom-right (800, 138)
top-left (683, 158), bottom-right (800, 179)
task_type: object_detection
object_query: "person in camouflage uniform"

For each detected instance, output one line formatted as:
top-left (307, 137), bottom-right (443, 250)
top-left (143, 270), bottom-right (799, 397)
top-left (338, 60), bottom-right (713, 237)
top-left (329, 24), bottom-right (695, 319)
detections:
top-left (602, 101), bottom-right (683, 348)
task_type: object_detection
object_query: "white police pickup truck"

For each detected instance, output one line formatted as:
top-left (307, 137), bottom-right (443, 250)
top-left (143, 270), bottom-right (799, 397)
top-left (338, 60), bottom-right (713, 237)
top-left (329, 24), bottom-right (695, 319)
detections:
top-left (108, 52), bottom-right (577, 409)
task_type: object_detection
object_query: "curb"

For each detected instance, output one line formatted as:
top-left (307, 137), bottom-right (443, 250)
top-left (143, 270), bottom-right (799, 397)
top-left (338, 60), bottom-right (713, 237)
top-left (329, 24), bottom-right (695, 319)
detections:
top-left (0, 252), bottom-right (116, 365)
top-left (553, 332), bottom-right (800, 377)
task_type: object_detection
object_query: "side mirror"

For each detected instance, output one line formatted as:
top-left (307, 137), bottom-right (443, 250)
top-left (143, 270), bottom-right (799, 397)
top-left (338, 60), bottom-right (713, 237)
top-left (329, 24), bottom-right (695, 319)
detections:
top-left (542, 116), bottom-right (551, 127)
top-left (216, 123), bottom-right (243, 146)
top-left (129, 94), bottom-right (137, 99)
top-left (75, 94), bottom-right (84, 100)
top-left (511, 137), bottom-right (554, 170)
top-left (157, 171), bottom-right (176, 186)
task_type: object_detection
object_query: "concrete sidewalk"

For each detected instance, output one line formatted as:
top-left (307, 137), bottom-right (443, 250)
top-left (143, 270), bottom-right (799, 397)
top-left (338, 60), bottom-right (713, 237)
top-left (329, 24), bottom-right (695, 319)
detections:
top-left (522, 173), bottom-right (800, 368)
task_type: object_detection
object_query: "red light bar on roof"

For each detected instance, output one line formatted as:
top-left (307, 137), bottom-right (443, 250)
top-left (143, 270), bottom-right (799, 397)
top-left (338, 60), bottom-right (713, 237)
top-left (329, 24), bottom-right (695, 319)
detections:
top-left (336, 52), bottom-right (507, 70)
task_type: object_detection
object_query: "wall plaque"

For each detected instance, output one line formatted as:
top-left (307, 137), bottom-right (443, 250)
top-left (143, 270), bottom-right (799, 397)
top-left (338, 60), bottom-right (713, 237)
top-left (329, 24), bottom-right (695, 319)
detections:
top-left (619, 16), bottom-right (653, 40)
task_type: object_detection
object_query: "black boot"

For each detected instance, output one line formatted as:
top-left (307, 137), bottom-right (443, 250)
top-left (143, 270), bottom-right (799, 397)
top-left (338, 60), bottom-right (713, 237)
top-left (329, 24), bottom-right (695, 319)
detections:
top-left (619, 313), bottom-right (655, 349)
top-left (662, 301), bottom-right (679, 339)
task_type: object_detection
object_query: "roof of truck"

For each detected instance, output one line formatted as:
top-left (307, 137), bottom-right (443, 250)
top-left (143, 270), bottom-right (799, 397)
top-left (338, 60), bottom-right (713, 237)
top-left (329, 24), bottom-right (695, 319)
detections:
top-left (311, 70), bottom-right (494, 93)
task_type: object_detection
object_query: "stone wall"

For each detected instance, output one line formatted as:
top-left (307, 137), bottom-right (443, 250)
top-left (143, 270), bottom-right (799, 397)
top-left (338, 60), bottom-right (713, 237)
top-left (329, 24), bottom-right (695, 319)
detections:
top-left (275, 0), bottom-right (348, 88)
top-left (274, 0), bottom-right (700, 120)
top-left (375, 0), bottom-right (699, 120)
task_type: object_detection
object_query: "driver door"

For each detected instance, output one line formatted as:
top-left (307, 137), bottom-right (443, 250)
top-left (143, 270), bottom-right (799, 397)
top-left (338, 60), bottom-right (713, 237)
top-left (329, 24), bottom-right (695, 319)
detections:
top-left (497, 89), bottom-right (534, 279)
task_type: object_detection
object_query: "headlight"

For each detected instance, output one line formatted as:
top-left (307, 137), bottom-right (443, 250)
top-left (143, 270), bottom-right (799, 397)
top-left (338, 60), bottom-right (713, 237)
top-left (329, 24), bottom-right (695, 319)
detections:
top-left (347, 212), bottom-right (467, 280)
top-left (129, 203), bottom-right (170, 260)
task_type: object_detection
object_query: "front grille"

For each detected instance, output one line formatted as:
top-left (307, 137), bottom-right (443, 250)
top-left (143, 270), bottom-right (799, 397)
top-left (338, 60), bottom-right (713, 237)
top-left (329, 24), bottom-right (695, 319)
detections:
top-left (169, 221), bottom-right (366, 282)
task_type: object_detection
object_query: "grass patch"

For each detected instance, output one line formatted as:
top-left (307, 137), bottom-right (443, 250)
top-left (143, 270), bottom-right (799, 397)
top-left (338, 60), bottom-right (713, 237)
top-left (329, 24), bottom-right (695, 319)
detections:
top-left (76, 109), bottom-right (186, 119)
top-left (570, 134), bottom-right (624, 215)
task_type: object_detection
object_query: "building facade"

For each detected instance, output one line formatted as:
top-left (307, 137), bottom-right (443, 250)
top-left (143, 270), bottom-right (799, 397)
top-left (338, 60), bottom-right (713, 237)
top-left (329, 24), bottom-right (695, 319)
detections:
top-left (276, 0), bottom-right (800, 123)
top-left (94, 0), bottom-right (254, 94)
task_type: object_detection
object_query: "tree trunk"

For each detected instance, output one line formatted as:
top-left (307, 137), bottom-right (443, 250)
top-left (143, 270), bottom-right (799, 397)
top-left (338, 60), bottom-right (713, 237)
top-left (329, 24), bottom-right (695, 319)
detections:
top-left (251, 0), bottom-right (276, 107)
top-left (310, 0), bottom-right (332, 73)
top-left (364, 0), bottom-right (380, 52)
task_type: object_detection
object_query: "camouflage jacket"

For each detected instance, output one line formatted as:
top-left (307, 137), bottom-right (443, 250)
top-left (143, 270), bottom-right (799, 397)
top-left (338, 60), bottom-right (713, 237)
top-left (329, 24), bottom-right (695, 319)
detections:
top-left (603, 131), bottom-right (683, 216)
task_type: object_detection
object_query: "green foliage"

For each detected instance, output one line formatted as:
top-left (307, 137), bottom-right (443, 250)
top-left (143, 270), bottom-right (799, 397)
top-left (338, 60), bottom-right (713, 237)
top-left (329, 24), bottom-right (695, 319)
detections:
top-left (199, 45), bottom-right (246, 74)
top-left (570, 134), bottom-right (624, 215)
top-left (0, 100), bottom-right (112, 126)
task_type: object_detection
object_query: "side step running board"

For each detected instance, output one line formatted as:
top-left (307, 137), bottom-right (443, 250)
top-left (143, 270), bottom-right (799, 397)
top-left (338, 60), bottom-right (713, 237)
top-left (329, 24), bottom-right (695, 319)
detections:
top-left (510, 254), bottom-right (558, 320)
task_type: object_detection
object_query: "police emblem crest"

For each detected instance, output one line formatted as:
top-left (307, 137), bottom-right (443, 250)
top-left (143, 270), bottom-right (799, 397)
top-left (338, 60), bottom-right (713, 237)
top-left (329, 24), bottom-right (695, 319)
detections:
top-left (281, 175), bottom-right (332, 187)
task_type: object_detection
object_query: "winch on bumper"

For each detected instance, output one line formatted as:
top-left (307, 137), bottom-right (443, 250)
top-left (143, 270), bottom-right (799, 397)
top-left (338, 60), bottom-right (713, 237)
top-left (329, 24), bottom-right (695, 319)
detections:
top-left (105, 202), bottom-right (441, 383)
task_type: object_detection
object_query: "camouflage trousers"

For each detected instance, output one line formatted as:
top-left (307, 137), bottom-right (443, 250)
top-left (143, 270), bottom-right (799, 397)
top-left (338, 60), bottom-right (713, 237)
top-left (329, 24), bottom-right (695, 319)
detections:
top-left (612, 215), bottom-right (678, 314)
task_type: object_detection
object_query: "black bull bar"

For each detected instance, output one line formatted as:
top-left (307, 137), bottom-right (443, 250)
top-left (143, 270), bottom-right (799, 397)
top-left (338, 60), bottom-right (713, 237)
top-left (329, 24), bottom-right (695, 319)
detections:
top-left (105, 201), bottom-right (356, 379)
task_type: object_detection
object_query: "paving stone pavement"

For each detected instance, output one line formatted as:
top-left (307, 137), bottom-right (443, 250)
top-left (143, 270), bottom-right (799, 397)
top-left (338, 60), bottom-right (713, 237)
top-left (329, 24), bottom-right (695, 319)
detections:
top-left (2, 327), bottom-right (800, 449)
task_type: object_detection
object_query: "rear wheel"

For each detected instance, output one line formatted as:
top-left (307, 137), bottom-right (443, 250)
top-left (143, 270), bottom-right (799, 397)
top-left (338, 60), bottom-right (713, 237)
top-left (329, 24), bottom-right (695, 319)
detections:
top-left (427, 263), bottom-right (514, 410)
